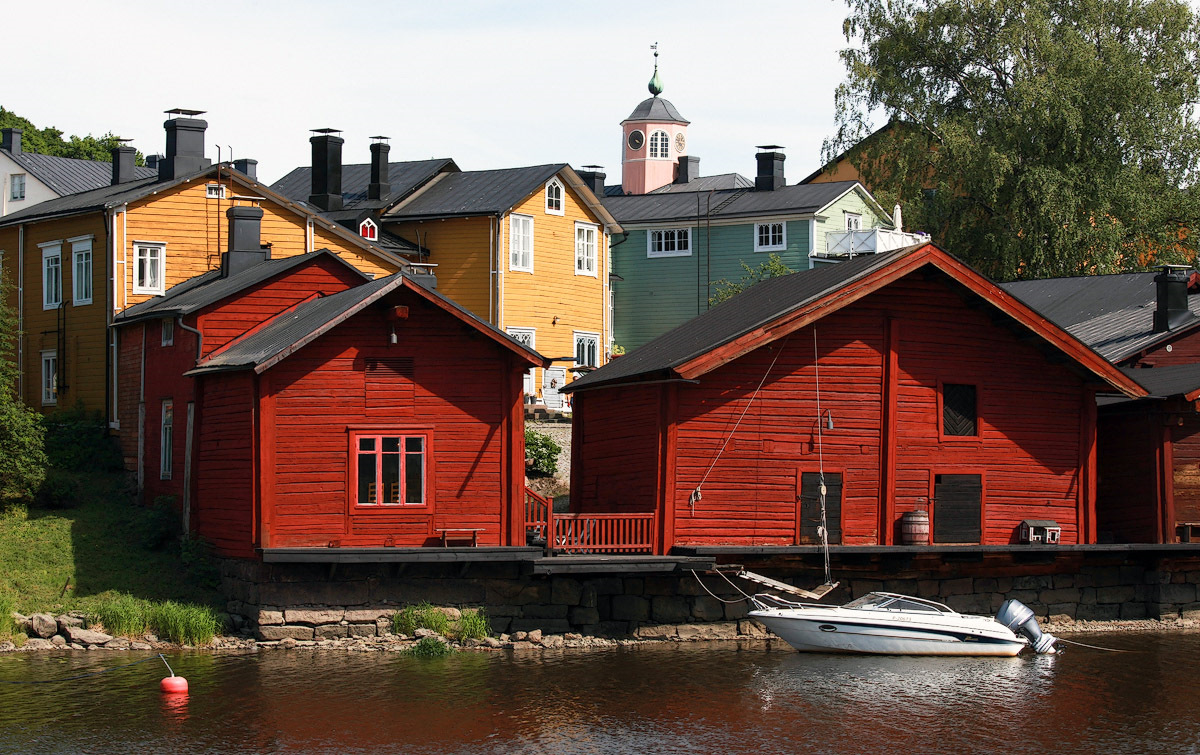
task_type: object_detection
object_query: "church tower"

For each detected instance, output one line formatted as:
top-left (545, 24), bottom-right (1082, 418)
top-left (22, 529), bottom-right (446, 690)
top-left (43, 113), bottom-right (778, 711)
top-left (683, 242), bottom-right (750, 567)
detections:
top-left (621, 48), bottom-right (690, 195)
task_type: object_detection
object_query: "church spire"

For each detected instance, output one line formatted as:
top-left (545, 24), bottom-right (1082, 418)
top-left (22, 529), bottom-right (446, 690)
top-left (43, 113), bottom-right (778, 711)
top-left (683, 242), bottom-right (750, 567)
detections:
top-left (648, 43), bottom-right (663, 96)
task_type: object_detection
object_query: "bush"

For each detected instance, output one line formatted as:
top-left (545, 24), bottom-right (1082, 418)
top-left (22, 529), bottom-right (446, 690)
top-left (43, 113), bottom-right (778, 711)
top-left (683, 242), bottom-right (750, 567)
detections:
top-left (95, 595), bottom-right (149, 636)
top-left (43, 404), bottom-right (122, 473)
top-left (525, 430), bottom-right (561, 477)
top-left (392, 602), bottom-right (451, 636)
top-left (179, 535), bottom-right (220, 589)
top-left (0, 400), bottom-right (46, 505)
top-left (135, 496), bottom-right (180, 550)
top-left (409, 636), bottom-right (452, 657)
top-left (455, 608), bottom-right (491, 640)
top-left (146, 601), bottom-right (221, 645)
top-left (34, 468), bottom-right (85, 509)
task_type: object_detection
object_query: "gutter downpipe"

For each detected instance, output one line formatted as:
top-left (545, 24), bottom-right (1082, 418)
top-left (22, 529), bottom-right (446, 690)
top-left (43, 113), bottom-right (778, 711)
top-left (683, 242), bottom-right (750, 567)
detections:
top-left (176, 314), bottom-right (203, 538)
top-left (16, 223), bottom-right (24, 400)
top-left (497, 213), bottom-right (505, 328)
top-left (489, 216), bottom-right (495, 324)
top-left (102, 210), bottom-right (113, 428)
top-left (177, 315), bottom-right (204, 363)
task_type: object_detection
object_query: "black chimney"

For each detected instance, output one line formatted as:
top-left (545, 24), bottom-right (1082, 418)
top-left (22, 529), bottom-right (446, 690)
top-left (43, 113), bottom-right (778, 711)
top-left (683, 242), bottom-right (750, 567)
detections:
top-left (1153, 265), bottom-right (1195, 333)
top-left (233, 158), bottom-right (258, 181)
top-left (754, 146), bottom-right (786, 191)
top-left (222, 205), bottom-right (269, 277)
top-left (145, 154), bottom-right (163, 171)
top-left (576, 165), bottom-right (607, 198)
top-left (1, 128), bottom-right (21, 153)
top-left (675, 155), bottom-right (700, 185)
top-left (368, 138), bottom-right (390, 201)
top-left (309, 129), bottom-right (344, 211)
top-left (110, 145), bottom-right (138, 185)
top-left (160, 111), bottom-right (212, 181)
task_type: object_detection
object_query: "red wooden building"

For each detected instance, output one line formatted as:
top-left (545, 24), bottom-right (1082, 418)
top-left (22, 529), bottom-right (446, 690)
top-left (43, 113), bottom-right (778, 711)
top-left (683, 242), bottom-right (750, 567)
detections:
top-left (115, 206), bottom-right (544, 558)
top-left (562, 243), bottom-right (1144, 554)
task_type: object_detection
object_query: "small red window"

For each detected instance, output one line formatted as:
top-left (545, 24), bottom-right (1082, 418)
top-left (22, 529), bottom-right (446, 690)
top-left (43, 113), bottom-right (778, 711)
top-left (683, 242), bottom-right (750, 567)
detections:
top-left (359, 219), bottom-right (378, 240)
top-left (354, 433), bottom-right (425, 506)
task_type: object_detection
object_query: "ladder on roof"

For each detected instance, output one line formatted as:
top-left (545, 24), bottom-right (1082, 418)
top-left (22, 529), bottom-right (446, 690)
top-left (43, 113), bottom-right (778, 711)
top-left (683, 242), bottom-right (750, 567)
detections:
top-left (736, 569), bottom-right (838, 601)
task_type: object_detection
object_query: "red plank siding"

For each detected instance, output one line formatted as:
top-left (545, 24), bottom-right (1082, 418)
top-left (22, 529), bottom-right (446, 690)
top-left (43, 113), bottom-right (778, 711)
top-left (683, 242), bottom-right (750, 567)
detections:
top-left (194, 372), bottom-right (257, 557)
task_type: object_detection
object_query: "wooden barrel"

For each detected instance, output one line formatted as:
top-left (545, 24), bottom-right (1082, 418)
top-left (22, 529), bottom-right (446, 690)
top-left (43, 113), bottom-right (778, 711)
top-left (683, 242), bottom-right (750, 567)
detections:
top-left (900, 510), bottom-right (930, 545)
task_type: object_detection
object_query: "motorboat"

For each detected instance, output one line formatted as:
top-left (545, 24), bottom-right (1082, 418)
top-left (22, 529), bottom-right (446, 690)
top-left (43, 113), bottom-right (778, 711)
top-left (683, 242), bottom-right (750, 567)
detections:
top-left (748, 591), bottom-right (1057, 657)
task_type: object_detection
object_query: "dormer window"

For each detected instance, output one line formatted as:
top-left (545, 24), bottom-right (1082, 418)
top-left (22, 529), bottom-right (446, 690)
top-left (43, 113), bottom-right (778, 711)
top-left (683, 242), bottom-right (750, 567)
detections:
top-left (649, 130), bottom-right (670, 159)
top-left (359, 218), bottom-right (378, 241)
top-left (545, 179), bottom-right (564, 215)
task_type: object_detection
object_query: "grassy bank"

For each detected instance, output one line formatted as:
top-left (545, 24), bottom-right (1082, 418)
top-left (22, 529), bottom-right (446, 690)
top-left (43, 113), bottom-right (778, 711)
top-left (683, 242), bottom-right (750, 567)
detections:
top-left (0, 471), bottom-right (225, 644)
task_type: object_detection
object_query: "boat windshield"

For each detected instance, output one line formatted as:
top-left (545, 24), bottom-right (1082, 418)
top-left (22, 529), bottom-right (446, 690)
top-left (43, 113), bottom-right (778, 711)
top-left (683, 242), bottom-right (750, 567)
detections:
top-left (843, 592), bottom-right (948, 613)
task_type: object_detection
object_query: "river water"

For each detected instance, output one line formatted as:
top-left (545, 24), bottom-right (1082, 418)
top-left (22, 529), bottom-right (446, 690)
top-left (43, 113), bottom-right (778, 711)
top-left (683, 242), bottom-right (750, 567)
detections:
top-left (1, 633), bottom-right (1197, 754)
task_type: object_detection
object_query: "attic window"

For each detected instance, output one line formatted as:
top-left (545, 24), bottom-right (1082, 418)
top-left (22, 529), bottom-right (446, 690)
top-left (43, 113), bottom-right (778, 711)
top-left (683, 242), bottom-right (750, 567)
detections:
top-left (360, 218), bottom-right (379, 241)
top-left (545, 179), bottom-right (564, 215)
top-left (205, 183), bottom-right (226, 199)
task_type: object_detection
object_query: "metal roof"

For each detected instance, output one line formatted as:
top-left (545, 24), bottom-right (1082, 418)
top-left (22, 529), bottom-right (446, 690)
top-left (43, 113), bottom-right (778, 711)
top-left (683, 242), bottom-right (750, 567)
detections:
top-left (115, 250), bottom-right (368, 325)
top-left (1122, 363), bottom-right (1200, 398)
top-left (3, 148), bottom-right (156, 196)
top-left (386, 164), bottom-right (566, 219)
top-left (601, 180), bottom-right (872, 224)
top-left (0, 173), bottom-right (168, 226)
top-left (269, 158), bottom-right (457, 211)
top-left (649, 173), bottom-right (753, 194)
top-left (623, 96), bottom-right (689, 124)
top-left (1001, 272), bottom-right (1200, 362)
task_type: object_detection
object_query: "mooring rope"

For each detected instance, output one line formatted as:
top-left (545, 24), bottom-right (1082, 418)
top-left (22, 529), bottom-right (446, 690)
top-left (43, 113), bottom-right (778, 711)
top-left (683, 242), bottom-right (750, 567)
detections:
top-left (1052, 637), bottom-right (1132, 653)
top-left (0, 653), bottom-right (172, 684)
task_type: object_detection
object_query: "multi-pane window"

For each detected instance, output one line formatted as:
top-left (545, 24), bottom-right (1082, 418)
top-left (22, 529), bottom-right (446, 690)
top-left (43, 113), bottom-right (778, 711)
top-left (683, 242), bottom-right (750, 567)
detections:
top-left (161, 318), bottom-right (174, 346)
top-left (355, 433), bottom-right (426, 506)
top-left (545, 179), bottom-right (563, 215)
top-left (160, 399), bottom-right (173, 480)
top-left (71, 237), bottom-right (92, 306)
top-left (754, 222), bottom-right (786, 252)
top-left (845, 212), bottom-right (862, 231)
top-left (647, 228), bottom-right (690, 258)
top-left (942, 383), bottom-right (978, 437)
top-left (510, 214), bottom-right (533, 272)
top-left (42, 243), bottom-right (62, 309)
top-left (40, 350), bottom-right (57, 405)
top-left (649, 130), bottom-right (670, 159)
top-left (575, 223), bottom-right (597, 275)
top-left (575, 332), bottom-right (600, 368)
top-left (507, 328), bottom-right (536, 398)
top-left (10, 174), bottom-right (25, 201)
top-left (134, 243), bottom-right (164, 294)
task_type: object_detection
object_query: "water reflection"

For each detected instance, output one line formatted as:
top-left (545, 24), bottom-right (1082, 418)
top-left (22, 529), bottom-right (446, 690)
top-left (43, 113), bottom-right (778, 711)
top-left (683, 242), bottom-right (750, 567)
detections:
top-left (0, 634), bottom-right (1197, 754)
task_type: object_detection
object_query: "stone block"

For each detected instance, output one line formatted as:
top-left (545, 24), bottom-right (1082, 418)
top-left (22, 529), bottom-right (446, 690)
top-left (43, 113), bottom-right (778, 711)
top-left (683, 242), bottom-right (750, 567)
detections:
top-left (64, 627), bottom-right (112, 645)
top-left (1089, 566), bottom-right (1121, 587)
top-left (676, 622), bottom-right (738, 641)
top-left (569, 606), bottom-right (600, 626)
top-left (1052, 574), bottom-right (1076, 589)
top-left (623, 578), bottom-right (644, 595)
top-left (21, 638), bottom-right (54, 650)
top-left (1039, 588), bottom-right (1081, 605)
top-left (690, 596), bottom-right (725, 622)
top-left (739, 619), bottom-right (770, 638)
top-left (973, 578), bottom-right (999, 594)
top-left (1119, 566), bottom-right (1147, 585)
top-left (1157, 583), bottom-right (1197, 604)
top-left (258, 625), bottom-right (314, 641)
top-left (1079, 587), bottom-right (1096, 606)
top-left (634, 624), bottom-right (677, 640)
top-left (851, 579), bottom-right (885, 596)
top-left (489, 616), bottom-right (512, 634)
top-left (579, 585), bottom-right (598, 608)
top-left (724, 601), bottom-right (749, 621)
top-left (941, 578), bottom-right (974, 596)
top-left (883, 579), bottom-right (920, 595)
top-left (916, 580), bottom-right (941, 598)
top-left (1013, 575), bottom-right (1051, 591)
top-left (611, 595), bottom-right (650, 622)
top-left (597, 620), bottom-right (631, 637)
top-left (315, 625), bottom-right (348, 639)
top-left (1181, 603), bottom-right (1200, 621)
top-left (522, 604), bottom-right (569, 620)
top-left (651, 596), bottom-right (690, 624)
top-left (259, 581), bottom-right (369, 607)
top-left (373, 579), bottom-right (485, 606)
top-left (1047, 603), bottom-right (1076, 622)
top-left (104, 637), bottom-right (131, 649)
top-left (284, 609), bottom-right (345, 626)
top-left (1006, 590), bottom-right (1038, 604)
top-left (347, 623), bottom-right (378, 638)
top-left (945, 594), bottom-right (991, 615)
top-left (1152, 604), bottom-right (1181, 620)
top-left (587, 577), bottom-right (624, 595)
top-left (551, 578), bottom-right (583, 606)
top-left (1076, 604), bottom-right (1120, 621)
top-left (510, 618), bottom-right (570, 634)
top-left (29, 614), bottom-right (57, 639)
top-left (486, 604), bottom-right (522, 618)
top-left (1119, 602), bottom-right (1148, 620)
top-left (256, 609), bottom-right (285, 626)
top-left (1095, 585), bottom-right (1136, 605)
top-left (676, 577), bottom-right (705, 597)
top-left (344, 608), bottom-right (390, 623)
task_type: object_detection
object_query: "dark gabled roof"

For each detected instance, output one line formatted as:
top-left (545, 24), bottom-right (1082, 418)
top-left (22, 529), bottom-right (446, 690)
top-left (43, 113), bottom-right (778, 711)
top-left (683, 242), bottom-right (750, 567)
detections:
top-left (602, 180), bottom-right (872, 224)
top-left (3, 149), bottom-right (157, 196)
top-left (321, 210), bottom-right (423, 255)
top-left (623, 96), bottom-right (689, 124)
top-left (565, 243), bottom-right (1146, 398)
top-left (386, 164), bottom-right (565, 220)
top-left (114, 250), bottom-right (368, 325)
top-left (269, 158), bottom-right (457, 211)
top-left (0, 173), bottom-right (167, 226)
top-left (1001, 272), bottom-right (1200, 362)
top-left (649, 173), bottom-right (753, 194)
top-left (1122, 364), bottom-right (1200, 399)
top-left (186, 271), bottom-right (545, 376)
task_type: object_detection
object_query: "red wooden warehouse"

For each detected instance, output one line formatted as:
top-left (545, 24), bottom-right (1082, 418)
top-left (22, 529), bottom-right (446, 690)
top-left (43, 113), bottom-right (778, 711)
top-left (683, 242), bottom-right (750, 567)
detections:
top-left (115, 206), bottom-right (545, 558)
top-left (563, 243), bottom-right (1145, 554)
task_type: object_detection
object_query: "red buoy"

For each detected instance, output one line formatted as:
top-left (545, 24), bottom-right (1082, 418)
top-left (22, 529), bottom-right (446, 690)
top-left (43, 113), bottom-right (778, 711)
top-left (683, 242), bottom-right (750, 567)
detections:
top-left (160, 675), bottom-right (189, 694)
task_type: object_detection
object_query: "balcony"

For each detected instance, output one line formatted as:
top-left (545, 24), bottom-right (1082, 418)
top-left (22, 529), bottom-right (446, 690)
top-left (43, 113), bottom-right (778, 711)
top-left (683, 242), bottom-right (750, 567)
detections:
top-left (821, 228), bottom-right (930, 259)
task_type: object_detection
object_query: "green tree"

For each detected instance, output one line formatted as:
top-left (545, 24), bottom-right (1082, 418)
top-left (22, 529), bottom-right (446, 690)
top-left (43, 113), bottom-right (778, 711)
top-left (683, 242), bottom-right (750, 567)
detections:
top-left (0, 107), bottom-right (143, 164)
top-left (0, 274), bottom-right (46, 504)
top-left (827, 0), bottom-right (1200, 280)
top-left (709, 253), bottom-right (796, 305)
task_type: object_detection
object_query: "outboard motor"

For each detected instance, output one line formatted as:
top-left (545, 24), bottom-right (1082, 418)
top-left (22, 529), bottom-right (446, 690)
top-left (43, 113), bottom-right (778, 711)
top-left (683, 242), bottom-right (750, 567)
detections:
top-left (996, 599), bottom-right (1058, 654)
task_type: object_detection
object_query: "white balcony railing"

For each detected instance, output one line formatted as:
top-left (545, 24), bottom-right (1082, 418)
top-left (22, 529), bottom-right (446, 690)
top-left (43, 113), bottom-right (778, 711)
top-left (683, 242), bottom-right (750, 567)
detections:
top-left (821, 228), bottom-right (930, 258)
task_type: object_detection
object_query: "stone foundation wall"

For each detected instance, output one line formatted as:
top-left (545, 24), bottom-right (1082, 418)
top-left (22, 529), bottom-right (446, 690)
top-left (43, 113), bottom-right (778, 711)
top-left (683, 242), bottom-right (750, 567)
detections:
top-left (220, 556), bottom-right (1200, 641)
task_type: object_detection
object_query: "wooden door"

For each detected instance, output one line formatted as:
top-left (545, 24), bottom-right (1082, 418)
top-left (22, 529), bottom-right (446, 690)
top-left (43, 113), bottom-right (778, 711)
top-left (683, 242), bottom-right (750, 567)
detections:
top-left (933, 473), bottom-right (982, 543)
top-left (542, 367), bottom-right (566, 410)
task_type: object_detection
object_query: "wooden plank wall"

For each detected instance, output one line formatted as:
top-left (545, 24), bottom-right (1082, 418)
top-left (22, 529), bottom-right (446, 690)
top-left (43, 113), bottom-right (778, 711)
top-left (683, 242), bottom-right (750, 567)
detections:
top-left (195, 372), bottom-right (257, 558)
top-left (572, 385), bottom-right (661, 515)
top-left (385, 216), bottom-right (492, 319)
top-left (1096, 409), bottom-right (1162, 542)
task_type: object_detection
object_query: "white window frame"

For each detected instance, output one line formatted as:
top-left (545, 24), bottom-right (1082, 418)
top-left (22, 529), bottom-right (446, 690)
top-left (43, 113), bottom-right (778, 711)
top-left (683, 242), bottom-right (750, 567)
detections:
top-left (574, 222), bottom-right (598, 276)
top-left (647, 228), bottom-right (692, 258)
top-left (133, 241), bottom-right (166, 295)
top-left (545, 178), bottom-right (564, 216)
top-left (574, 331), bottom-right (600, 368)
top-left (359, 218), bottom-right (378, 240)
top-left (40, 241), bottom-right (62, 310)
top-left (649, 130), bottom-right (670, 159)
top-left (509, 214), bottom-right (534, 273)
top-left (507, 327), bottom-right (537, 398)
top-left (161, 318), bottom-right (174, 346)
top-left (40, 350), bottom-right (57, 406)
top-left (160, 399), bottom-right (173, 480)
top-left (754, 222), bottom-right (787, 252)
top-left (205, 183), bottom-right (227, 199)
top-left (70, 235), bottom-right (93, 306)
top-left (10, 174), bottom-right (25, 201)
top-left (845, 212), bottom-right (862, 231)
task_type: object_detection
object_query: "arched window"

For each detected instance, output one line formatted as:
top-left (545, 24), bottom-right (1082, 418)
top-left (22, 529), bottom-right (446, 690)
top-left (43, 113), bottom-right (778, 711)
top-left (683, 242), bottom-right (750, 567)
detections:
top-left (649, 130), bottom-right (670, 159)
top-left (359, 218), bottom-right (378, 240)
top-left (545, 179), bottom-right (564, 215)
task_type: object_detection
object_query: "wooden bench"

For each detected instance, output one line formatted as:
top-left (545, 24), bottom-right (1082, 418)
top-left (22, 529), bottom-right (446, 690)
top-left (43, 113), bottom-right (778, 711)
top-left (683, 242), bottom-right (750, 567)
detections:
top-left (436, 528), bottom-right (484, 547)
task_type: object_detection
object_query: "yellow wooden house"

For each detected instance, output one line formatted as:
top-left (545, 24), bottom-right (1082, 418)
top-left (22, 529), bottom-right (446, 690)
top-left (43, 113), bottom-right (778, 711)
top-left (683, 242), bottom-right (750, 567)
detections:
top-left (0, 115), bottom-right (416, 424)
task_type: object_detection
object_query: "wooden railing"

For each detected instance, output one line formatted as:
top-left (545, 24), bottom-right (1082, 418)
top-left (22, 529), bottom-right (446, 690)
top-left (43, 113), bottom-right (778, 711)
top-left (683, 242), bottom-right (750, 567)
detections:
top-left (524, 487), bottom-right (657, 554)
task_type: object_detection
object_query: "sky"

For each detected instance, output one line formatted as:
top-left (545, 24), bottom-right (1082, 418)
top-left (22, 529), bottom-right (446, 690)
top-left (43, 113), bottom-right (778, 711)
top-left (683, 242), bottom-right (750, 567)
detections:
top-left (5, 1), bottom-right (853, 185)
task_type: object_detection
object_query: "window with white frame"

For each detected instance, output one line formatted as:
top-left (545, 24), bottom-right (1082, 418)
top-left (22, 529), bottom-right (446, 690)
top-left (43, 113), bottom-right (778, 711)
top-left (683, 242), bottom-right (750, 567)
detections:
top-left (353, 432), bottom-right (427, 506)
top-left (845, 212), bottom-right (862, 231)
top-left (160, 399), bottom-right (174, 480)
top-left (575, 222), bottom-right (598, 275)
top-left (41, 242), bottom-right (62, 309)
top-left (40, 350), bottom-right (57, 405)
top-left (647, 228), bottom-right (691, 258)
top-left (71, 237), bottom-right (92, 306)
top-left (649, 130), bottom-right (670, 159)
top-left (134, 243), bottom-right (165, 294)
top-left (359, 218), bottom-right (378, 240)
top-left (509, 214), bottom-right (533, 272)
top-left (545, 179), bottom-right (564, 215)
top-left (754, 222), bottom-right (786, 252)
top-left (10, 174), bottom-right (25, 201)
top-left (574, 331), bottom-right (600, 368)
top-left (507, 327), bottom-right (537, 398)
top-left (161, 318), bottom-right (174, 346)
top-left (205, 183), bottom-right (226, 199)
